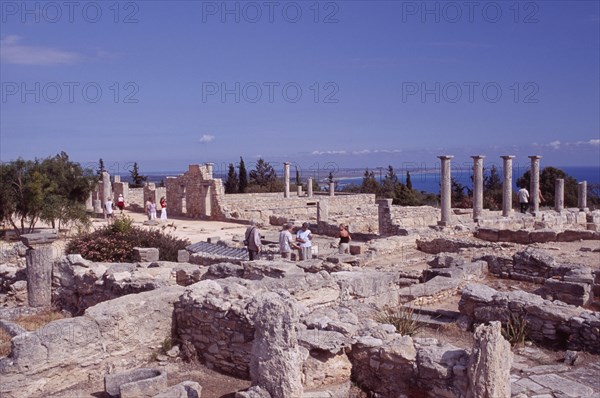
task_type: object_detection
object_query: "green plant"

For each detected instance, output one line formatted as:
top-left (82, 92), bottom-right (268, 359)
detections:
top-left (110, 214), bottom-right (134, 233)
top-left (376, 306), bottom-right (426, 336)
top-left (161, 337), bottom-right (173, 353)
top-left (66, 225), bottom-right (190, 262)
top-left (501, 313), bottom-right (529, 346)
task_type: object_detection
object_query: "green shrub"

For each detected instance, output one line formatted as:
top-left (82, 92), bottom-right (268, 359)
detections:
top-left (66, 225), bottom-right (190, 262)
top-left (110, 214), bottom-right (134, 233)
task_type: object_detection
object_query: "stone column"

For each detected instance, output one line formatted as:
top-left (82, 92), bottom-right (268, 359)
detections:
top-left (554, 179), bottom-right (564, 212)
top-left (284, 162), bottom-right (290, 199)
top-left (317, 201), bottom-right (329, 223)
top-left (86, 192), bottom-right (94, 211)
top-left (93, 199), bottom-right (102, 215)
top-left (377, 198), bottom-right (393, 236)
top-left (467, 321), bottom-right (512, 398)
top-left (206, 163), bottom-right (214, 179)
top-left (500, 156), bottom-right (515, 217)
top-left (307, 178), bottom-right (313, 198)
top-left (578, 181), bottom-right (587, 211)
top-left (329, 182), bottom-right (335, 197)
top-left (102, 171), bottom-right (112, 205)
top-left (114, 175), bottom-right (121, 183)
top-left (297, 186), bottom-right (303, 196)
top-left (472, 155), bottom-right (485, 222)
top-left (250, 292), bottom-right (303, 398)
top-left (528, 156), bottom-right (542, 215)
top-left (438, 155), bottom-right (454, 226)
top-left (21, 233), bottom-right (57, 308)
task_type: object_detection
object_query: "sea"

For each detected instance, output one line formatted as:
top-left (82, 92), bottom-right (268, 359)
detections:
top-left (122, 166), bottom-right (599, 195)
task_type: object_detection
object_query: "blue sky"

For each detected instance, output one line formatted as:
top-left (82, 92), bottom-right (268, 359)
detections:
top-left (1, 0), bottom-right (599, 176)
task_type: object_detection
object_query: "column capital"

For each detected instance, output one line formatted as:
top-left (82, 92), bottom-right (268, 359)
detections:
top-left (500, 155), bottom-right (515, 160)
top-left (284, 162), bottom-right (290, 166)
top-left (471, 155), bottom-right (486, 160)
top-left (528, 155), bottom-right (542, 160)
top-left (438, 155), bottom-right (454, 160)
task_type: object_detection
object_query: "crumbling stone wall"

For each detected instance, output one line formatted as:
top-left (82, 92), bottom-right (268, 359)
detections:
top-left (459, 283), bottom-right (600, 354)
top-left (166, 164), bottom-right (224, 219)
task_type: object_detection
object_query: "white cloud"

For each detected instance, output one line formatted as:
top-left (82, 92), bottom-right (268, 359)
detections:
top-left (589, 139), bottom-right (600, 146)
top-left (311, 150), bottom-right (347, 155)
top-left (1, 35), bottom-right (82, 65)
top-left (199, 134), bottom-right (215, 143)
top-left (548, 140), bottom-right (561, 150)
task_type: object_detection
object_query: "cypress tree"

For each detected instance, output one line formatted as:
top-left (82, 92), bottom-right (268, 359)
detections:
top-left (238, 157), bottom-right (248, 193)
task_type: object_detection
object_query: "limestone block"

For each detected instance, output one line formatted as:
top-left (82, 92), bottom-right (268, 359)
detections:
top-left (133, 247), bottom-right (160, 262)
top-left (20, 232), bottom-right (58, 248)
top-left (466, 321), bottom-right (512, 398)
top-left (529, 229), bottom-right (556, 243)
top-left (104, 368), bottom-right (167, 397)
top-left (349, 244), bottom-right (363, 255)
top-left (476, 228), bottom-right (499, 242)
top-left (428, 253), bottom-right (465, 268)
top-left (151, 381), bottom-right (202, 398)
top-left (557, 230), bottom-right (595, 242)
top-left (177, 250), bottom-right (190, 263)
top-left (207, 236), bottom-right (221, 244)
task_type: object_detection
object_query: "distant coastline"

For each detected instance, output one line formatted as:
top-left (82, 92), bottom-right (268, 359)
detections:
top-left (119, 166), bottom-right (599, 195)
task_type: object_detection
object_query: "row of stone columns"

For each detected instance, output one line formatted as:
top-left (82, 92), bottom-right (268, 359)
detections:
top-left (438, 155), bottom-right (588, 226)
top-left (282, 162), bottom-right (322, 198)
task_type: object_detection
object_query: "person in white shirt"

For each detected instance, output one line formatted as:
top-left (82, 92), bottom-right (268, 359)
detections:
top-left (279, 224), bottom-right (299, 259)
top-left (296, 222), bottom-right (313, 260)
top-left (104, 198), bottom-right (114, 221)
top-left (517, 186), bottom-right (529, 213)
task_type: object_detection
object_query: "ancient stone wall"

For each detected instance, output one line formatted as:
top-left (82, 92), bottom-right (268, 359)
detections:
top-left (166, 164), bottom-right (224, 219)
top-left (459, 283), bottom-right (600, 354)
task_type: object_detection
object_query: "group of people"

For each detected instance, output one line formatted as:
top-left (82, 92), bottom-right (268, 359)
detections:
top-left (517, 186), bottom-right (545, 214)
top-left (103, 194), bottom-right (126, 221)
top-left (244, 221), bottom-right (351, 261)
top-left (145, 197), bottom-right (168, 220)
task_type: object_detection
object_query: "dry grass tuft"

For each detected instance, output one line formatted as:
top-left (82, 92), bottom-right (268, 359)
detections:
top-left (16, 309), bottom-right (68, 331)
top-left (0, 329), bottom-right (12, 357)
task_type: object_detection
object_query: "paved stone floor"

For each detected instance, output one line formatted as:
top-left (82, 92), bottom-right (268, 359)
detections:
top-left (512, 354), bottom-right (600, 397)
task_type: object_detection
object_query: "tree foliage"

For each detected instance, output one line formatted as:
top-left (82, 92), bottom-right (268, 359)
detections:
top-left (248, 158), bottom-right (278, 191)
top-left (483, 165), bottom-right (503, 210)
top-left (129, 162), bottom-right (147, 188)
top-left (361, 168), bottom-right (379, 194)
top-left (406, 171), bottom-right (413, 190)
top-left (238, 157), bottom-right (248, 193)
top-left (224, 163), bottom-right (239, 194)
top-left (0, 152), bottom-right (96, 235)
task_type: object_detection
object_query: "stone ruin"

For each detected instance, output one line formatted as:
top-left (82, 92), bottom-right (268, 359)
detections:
top-left (1, 153), bottom-right (599, 397)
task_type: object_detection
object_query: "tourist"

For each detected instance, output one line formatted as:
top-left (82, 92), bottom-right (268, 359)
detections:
top-left (116, 194), bottom-right (125, 212)
top-left (244, 221), bottom-right (262, 260)
top-left (279, 224), bottom-right (299, 259)
top-left (104, 198), bottom-right (114, 222)
top-left (296, 222), bottom-right (313, 260)
top-left (338, 224), bottom-right (351, 254)
top-left (159, 196), bottom-right (167, 220)
top-left (517, 186), bottom-right (529, 213)
top-left (145, 197), bottom-right (153, 220)
top-left (147, 198), bottom-right (157, 220)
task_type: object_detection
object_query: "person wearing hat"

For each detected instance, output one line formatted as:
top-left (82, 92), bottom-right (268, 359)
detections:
top-left (116, 194), bottom-right (125, 212)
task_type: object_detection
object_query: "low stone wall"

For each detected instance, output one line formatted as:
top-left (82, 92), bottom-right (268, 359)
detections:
top-left (0, 286), bottom-right (185, 398)
top-left (459, 283), bottom-right (600, 354)
top-left (476, 227), bottom-right (600, 244)
top-left (52, 255), bottom-right (199, 314)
